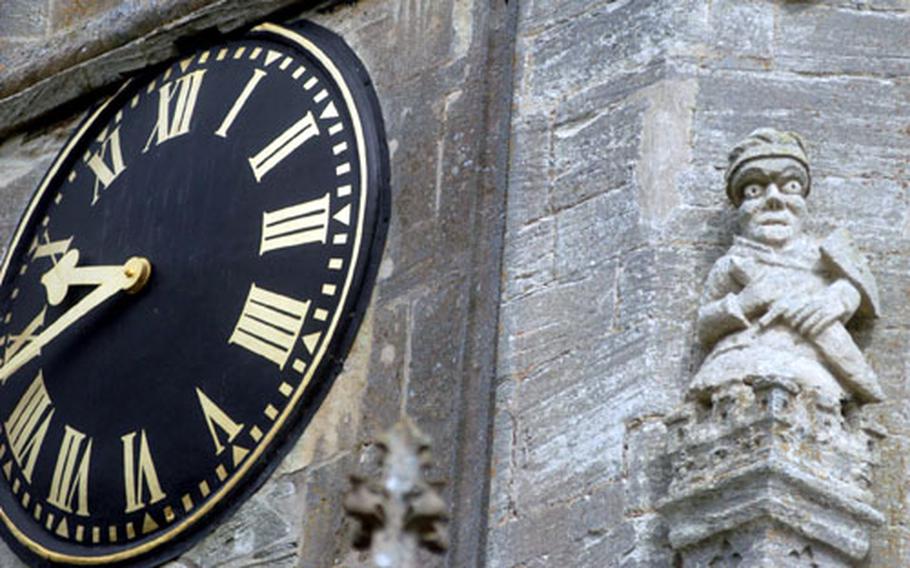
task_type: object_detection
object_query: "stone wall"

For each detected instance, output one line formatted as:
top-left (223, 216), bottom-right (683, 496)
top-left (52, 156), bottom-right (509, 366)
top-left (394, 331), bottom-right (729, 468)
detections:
top-left (491, 0), bottom-right (910, 566)
top-left (0, 0), bottom-right (516, 566)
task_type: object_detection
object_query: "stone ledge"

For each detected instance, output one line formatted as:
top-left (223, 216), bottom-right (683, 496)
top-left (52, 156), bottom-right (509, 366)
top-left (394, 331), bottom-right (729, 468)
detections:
top-left (0, 0), bottom-right (334, 138)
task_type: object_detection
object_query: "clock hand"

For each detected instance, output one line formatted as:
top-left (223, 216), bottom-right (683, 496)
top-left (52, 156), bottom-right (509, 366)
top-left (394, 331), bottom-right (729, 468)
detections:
top-left (41, 249), bottom-right (150, 306)
top-left (0, 256), bottom-right (151, 384)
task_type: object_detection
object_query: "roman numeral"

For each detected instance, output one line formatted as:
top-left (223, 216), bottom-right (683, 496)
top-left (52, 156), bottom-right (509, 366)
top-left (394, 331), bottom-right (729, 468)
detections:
top-left (215, 68), bottom-right (267, 138)
top-left (47, 425), bottom-right (92, 516)
top-left (259, 192), bottom-right (331, 255)
top-left (31, 231), bottom-right (72, 263)
top-left (4, 307), bottom-right (46, 369)
top-left (248, 111), bottom-right (320, 182)
top-left (229, 284), bottom-right (310, 369)
top-left (86, 126), bottom-right (127, 205)
top-left (121, 430), bottom-right (166, 514)
top-left (196, 388), bottom-right (250, 466)
top-left (143, 70), bottom-right (207, 151)
top-left (5, 372), bottom-right (54, 482)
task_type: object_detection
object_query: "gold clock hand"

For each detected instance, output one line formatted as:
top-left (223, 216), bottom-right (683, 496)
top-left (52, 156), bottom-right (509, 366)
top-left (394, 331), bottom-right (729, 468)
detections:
top-left (41, 249), bottom-right (150, 306)
top-left (0, 256), bottom-right (151, 384)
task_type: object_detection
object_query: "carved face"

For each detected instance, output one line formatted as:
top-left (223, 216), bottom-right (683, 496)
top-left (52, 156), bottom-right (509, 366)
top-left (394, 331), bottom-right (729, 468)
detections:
top-left (732, 157), bottom-right (809, 247)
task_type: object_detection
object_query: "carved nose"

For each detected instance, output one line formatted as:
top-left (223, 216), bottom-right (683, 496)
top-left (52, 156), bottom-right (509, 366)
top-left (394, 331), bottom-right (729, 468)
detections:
top-left (764, 183), bottom-right (784, 210)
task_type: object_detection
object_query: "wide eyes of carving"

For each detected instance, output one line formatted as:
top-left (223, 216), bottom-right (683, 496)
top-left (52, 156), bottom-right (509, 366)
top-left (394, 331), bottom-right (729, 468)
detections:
top-left (782, 180), bottom-right (803, 194)
top-left (742, 184), bottom-right (763, 200)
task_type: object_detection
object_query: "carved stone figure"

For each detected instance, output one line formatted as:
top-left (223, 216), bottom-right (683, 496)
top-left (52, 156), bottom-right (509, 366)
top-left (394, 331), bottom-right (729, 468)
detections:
top-left (690, 128), bottom-right (883, 405)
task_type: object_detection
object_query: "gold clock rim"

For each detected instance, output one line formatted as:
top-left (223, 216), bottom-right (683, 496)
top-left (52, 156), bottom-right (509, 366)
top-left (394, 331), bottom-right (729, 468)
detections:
top-left (0, 21), bottom-right (371, 565)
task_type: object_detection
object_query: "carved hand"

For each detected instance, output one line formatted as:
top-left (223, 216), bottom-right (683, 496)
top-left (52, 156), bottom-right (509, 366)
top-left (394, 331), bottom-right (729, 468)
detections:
top-left (735, 274), bottom-right (779, 318)
top-left (759, 289), bottom-right (849, 337)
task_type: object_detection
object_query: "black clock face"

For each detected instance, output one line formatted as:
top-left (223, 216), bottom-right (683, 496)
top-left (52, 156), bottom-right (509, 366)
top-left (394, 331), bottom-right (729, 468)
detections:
top-left (0, 22), bottom-right (388, 566)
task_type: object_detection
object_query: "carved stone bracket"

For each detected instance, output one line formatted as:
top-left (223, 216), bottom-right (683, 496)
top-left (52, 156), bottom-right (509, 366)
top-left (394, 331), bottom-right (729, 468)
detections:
top-left (344, 419), bottom-right (448, 567)
top-left (659, 376), bottom-right (884, 566)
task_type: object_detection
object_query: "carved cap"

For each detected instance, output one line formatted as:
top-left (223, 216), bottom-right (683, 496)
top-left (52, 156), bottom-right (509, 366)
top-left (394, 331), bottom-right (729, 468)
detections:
top-left (725, 128), bottom-right (811, 205)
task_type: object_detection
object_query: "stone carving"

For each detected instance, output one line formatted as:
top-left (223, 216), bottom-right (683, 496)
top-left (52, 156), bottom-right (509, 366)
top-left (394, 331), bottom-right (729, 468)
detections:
top-left (690, 128), bottom-right (883, 405)
top-left (344, 419), bottom-right (448, 568)
top-left (659, 129), bottom-right (886, 567)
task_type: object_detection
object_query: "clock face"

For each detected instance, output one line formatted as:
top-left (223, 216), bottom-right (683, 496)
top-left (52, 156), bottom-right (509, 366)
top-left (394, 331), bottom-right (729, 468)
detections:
top-left (0, 22), bottom-right (388, 566)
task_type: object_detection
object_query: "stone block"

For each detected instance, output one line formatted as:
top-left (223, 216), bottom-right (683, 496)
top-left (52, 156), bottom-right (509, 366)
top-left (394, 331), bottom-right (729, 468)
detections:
top-left (501, 216), bottom-right (556, 303)
top-left (50, 0), bottom-right (123, 32)
top-left (550, 99), bottom-right (643, 213)
top-left (554, 187), bottom-right (642, 279)
top-left (776, 5), bottom-right (910, 78)
top-left (0, 0), bottom-right (49, 37)
top-left (705, 0), bottom-right (774, 64)
top-left (505, 115), bottom-right (551, 228)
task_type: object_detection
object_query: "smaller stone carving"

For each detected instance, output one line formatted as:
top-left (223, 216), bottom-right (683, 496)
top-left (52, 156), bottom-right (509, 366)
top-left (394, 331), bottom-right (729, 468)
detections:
top-left (660, 128), bottom-right (887, 567)
top-left (691, 128), bottom-right (883, 405)
top-left (344, 419), bottom-right (448, 567)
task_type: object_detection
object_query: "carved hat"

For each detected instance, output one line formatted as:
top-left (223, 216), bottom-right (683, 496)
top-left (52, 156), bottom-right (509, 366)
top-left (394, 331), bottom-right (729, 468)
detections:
top-left (725, 128), bottom-right (811, 205)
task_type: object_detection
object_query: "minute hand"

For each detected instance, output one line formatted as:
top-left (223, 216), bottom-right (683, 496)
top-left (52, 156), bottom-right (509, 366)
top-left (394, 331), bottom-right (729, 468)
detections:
top-left (0, 256), bottom-right (151, 385)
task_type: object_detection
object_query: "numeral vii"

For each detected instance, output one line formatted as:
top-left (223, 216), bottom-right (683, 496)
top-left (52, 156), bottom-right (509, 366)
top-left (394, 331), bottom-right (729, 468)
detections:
top-left (143, 70), bottom-right (207, 151)
top-left (229, 284), bottom-right (310, 369)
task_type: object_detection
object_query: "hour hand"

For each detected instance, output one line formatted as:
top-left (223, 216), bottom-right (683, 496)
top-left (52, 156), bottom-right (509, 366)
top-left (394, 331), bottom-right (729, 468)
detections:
top-left (41, 249), bottom-right (151, 306)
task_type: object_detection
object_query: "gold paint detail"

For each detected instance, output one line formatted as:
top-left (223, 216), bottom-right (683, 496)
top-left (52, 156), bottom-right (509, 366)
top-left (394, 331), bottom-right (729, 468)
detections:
top-left (178, 57), bottom-right (193, 72)
top-left (249, 47), bottom-right (262, 60)
top-left (4, 307), bottom-right (47, 366)
top-left (333, 204), bottom-right (351, 226)
top-left (292, 359), bottom-right (305, 373)
top-left (199, 51), bottom-right (210, 64)
top-left (126, 522), bottom-right (135, 540)
top-left (228, 284), bottom-right (311, 369)
top-left (231, 445), bottom-right (249, 467)
top-left (75, 524), bottom-right (84, 542)
top-left (260, 192), bottom-right (331, 254)
top-left (293, 66), bottom-right (305, 80)
top-left (21, 492), bottom-right (29, 508)
top-left (215, 68), bottom-right (267, 139)
top-left (45, 513), bottom-right (54, 531)
top-left (4, 371), bottom-right (54, 481)
top-left (55, 518), bottom-right (69, 539)
top-left (196, 388), bottom-right (244, 456)
top-left (278, 383), bottom-right (293, 397)
top-left (314, 89), bottom-right (328, 104)
top-left (303, 77), bottom-right (318, 91)
top-left (320, 101), bottom-right (339, 120)
top-left (142, 513), bottom-right (158, 534)
top-left (302, 332), bottom-right (321, 355)
top-left (321, 284), bottom-right (337, 296)
top-left (249, 426), bottom-right (263, 443)
top-left (121, 430), bottom-right (167, 514)
top-left (67, 172), bottom-right (76, 183)
top-left (332, 141), bottom-right (348, 156)
top-left (264, 405), bottom-right (278, 421)
top-left (143, 70), bottom-right (207, 152)
top-left (164, 506), bottom-right (175, 523)
top-left (264, 50), bottom-right (282, 67)
top-left (92, 526), bottom-right (100, 544)
top-left (314, 308), bottom-right (329, 322)
top-left (333, 234), bottom-right (348, 246)
top-left (336, 163), bottom-right (351, 176)
top-left (12, 478), bottom-right (20, 494)
top-left (215, 465), bottom-right (227, 481)
top-left (32, 503), bottom-right (41, 521)
top-left (87, 126), bottom-right (127, 205)
top-left (233, 47), bottom-right (246, 60)
top-left (216, 48), bottom-right (228, 61)
top-left (181, 494), bottom-right (193, 513)
top-left (248, 110), bottom-right (320, 182)
top-left (47, 425), bottom-right (92, 516)
top-left (198, 481), bottom-right (210, 498)
top-left (328, 123), bottom-right (344, 136)
top-left (108, 525), bottom-right (117, 543)
top-left (337, 185), bottom-right (352, 198)
top-left (328, 258), bottom-right (344, 270)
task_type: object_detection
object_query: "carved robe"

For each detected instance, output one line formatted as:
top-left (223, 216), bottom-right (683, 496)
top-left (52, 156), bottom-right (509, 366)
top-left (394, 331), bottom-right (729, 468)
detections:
top-left (691, 229), bottom-right (883, 403)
